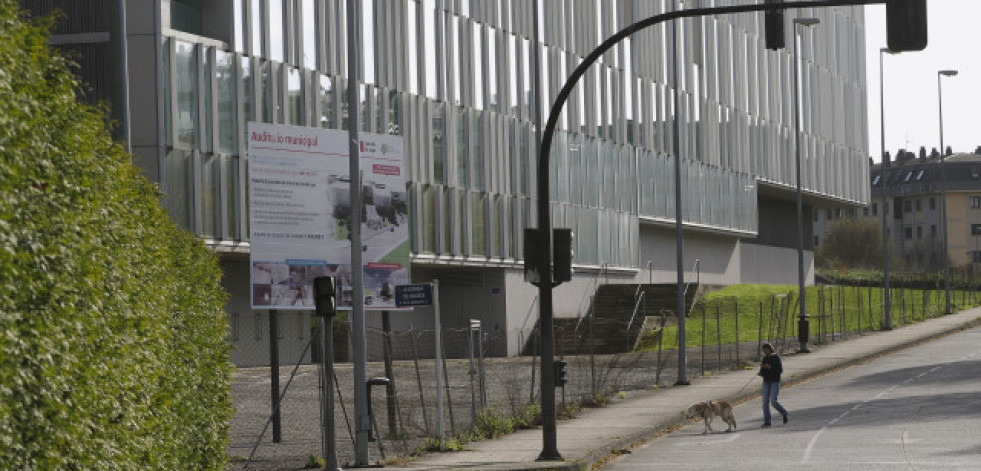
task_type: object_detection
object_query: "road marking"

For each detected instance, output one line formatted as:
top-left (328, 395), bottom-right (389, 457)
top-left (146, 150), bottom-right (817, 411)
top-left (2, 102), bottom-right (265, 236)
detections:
top-left (801, 426), bottom-right (828, 464)
top-left (802, 363), bottom-right (944, 465)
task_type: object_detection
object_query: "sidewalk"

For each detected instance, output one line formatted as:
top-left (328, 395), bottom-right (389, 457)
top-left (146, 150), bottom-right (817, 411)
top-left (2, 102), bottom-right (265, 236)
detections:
top-left (392, 307), bottom-right (981, 471)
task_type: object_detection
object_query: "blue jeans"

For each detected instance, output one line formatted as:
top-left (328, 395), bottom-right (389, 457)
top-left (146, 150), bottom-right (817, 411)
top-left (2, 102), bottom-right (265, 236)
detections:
top-left (762, 381), bottom-right (788, 424)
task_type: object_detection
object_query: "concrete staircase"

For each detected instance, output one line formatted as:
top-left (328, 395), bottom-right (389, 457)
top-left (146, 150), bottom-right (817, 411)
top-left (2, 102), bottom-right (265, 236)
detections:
top-left (528, 283), bottom-right (699, 356)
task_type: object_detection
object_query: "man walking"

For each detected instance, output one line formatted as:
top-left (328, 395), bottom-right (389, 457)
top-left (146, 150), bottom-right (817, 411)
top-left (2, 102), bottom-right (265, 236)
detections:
top-left (759, 343), bottom-right (788, 427)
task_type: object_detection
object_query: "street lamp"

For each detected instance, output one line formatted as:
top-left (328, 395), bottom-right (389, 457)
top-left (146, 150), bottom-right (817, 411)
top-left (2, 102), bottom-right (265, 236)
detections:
top-left (880, 47), bottom-right (897, 330)
top-left (938, 69), bottom-right (958, 314)
top-left (793, 17), bottom-right (819, 353)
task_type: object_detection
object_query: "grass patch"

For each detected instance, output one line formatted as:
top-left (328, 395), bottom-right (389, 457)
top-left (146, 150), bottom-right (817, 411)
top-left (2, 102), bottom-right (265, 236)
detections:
top-left (644, 283), bottom-right (980, 352)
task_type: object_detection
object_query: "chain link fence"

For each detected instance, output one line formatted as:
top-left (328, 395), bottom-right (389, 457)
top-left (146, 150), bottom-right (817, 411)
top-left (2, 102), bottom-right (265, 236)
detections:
top-left (228, 283), bottom-right (978, 469)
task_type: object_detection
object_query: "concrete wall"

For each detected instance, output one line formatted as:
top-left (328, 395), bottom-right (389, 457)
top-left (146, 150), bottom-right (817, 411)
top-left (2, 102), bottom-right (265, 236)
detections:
top-left (739, 243), bottom-right (814, 286)
top-left (635, 224), bottom-right (742, 286)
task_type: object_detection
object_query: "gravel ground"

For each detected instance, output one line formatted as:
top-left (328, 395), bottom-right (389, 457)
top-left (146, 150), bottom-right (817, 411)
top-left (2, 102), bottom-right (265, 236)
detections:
top-left (225, 339), bottom-right (777, 470)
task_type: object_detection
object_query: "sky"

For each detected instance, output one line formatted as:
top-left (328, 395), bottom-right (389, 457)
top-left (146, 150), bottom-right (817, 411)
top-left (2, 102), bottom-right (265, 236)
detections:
top-left (864, 1), bottom-right (980, 160)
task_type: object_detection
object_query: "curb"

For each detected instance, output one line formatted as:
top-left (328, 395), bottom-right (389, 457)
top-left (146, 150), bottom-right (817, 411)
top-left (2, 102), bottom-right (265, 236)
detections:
top-left (397, 312), bottom-right (981, 471)
top-left (569, 312), bottom-right (981, 471)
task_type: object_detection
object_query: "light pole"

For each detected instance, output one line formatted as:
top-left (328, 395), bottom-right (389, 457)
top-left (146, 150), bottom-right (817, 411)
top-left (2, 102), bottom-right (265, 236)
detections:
top-left (880, 47), bottom-right (897, 330)
top-left (793, 17), bottom-right (819, 353)
top-left (938, 69), bottom-right (958, 314)
top-left (672, 0), bottom-right (690, 387)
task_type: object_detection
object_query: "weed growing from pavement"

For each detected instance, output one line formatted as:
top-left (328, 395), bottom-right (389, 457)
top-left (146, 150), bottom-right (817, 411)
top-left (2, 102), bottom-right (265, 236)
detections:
top-left (303, 454), bottom-right (326, 468)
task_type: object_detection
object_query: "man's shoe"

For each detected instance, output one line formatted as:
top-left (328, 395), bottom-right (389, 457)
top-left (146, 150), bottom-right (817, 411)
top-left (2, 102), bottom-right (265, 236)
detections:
top-left (783, 414), bottom-right (789, 424)
top-left (761, 423), bottom-right (771, 428)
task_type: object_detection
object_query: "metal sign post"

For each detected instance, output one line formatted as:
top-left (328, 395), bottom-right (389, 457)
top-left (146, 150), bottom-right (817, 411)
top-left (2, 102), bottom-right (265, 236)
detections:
top-left (394, 282), bottom-right (443, 449)
top-left (432, 280), bottom-right (445, 450)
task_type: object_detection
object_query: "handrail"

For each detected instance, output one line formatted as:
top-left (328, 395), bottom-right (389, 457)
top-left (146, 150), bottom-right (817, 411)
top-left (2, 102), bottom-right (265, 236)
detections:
top-left (575, 261), bottom-right (608, 332)
top-left (519, 293), bottom-right (540, 334)
top-left (683, 259), bottom-right (700, 298)
top-left (625, 290), bottom-right (646, 332)
top-left (626, 262), bottom-right (654, 332)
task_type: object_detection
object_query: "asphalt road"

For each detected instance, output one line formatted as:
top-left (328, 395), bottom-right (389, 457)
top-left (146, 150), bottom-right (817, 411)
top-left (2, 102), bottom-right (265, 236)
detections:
top-left (601, 326), bottom-right (981, 470)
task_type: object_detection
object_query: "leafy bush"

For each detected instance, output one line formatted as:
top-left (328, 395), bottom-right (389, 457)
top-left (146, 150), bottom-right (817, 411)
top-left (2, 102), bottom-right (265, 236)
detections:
top-left (815, 218), bottom-right (883, 269)
top-left (0, 2), bottom-right (231, 469)
top-left (512, 403), bottom-right (541, 429)
top-left (467, 406), bottom-right (515, 440)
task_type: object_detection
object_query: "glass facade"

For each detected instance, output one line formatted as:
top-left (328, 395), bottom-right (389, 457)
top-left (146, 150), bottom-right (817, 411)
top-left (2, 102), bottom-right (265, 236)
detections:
top-left (160, 0), bottom-right (869, 271)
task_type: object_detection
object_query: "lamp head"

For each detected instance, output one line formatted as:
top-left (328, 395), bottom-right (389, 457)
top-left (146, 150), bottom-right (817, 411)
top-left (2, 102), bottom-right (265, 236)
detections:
top-left (794, 18), bottom-right (820, 27)
top-left (939, 70), bottom-right (958, 77)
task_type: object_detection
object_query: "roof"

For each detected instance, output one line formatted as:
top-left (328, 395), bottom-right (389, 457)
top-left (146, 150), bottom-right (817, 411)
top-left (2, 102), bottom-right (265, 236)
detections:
top-left (870, 152), bottom-right (981, 194)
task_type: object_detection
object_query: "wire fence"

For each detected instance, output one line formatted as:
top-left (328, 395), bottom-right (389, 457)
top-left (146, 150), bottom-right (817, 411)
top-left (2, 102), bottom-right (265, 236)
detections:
top-left (229, 283), bottom-right (979, 469)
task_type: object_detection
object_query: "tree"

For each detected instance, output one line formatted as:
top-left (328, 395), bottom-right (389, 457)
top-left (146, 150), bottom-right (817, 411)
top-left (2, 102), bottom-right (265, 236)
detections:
top-left (816, 218), bottom-right (884, 269)
top-left (0, 2), bottom-right (231, 468)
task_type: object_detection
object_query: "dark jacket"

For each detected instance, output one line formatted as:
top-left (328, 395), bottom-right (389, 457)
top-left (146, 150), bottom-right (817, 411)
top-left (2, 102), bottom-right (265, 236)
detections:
top-left (759, 354), bottom-right (783, 383)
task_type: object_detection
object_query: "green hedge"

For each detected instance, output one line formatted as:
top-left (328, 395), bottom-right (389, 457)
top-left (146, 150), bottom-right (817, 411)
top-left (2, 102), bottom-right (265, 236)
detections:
top-left (0, 3), bottom-right (232, 469)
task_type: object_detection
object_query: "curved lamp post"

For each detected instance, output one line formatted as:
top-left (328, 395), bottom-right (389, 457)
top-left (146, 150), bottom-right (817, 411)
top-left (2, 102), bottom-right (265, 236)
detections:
top-left (793, 17), bottom-right (819, 353)
top-left (880, 47), bottom-right (897, 329)
top-left (938, 69), bottom-right (957, 314)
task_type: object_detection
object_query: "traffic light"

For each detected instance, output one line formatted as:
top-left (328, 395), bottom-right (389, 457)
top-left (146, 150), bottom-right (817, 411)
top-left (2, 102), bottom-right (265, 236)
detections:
top-left (552, 228), bottom-right (574, 283)
top-left (553, 360), bottom-right (567, 387)
top-left (313, 276), bottom-right (336, 316)
top-left (886, 0), bottom-right (927, 52)
top-left (764, 0), bottom-right (785, 50)
top-left (524, 228), bottom-right (541, 284)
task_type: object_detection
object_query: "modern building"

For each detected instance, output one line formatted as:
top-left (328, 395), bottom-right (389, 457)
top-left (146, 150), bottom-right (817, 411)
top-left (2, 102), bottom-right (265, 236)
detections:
top-left (26, 1), bottom-right (870, 366)
top-left (815, 149), bottom-right (981, 270)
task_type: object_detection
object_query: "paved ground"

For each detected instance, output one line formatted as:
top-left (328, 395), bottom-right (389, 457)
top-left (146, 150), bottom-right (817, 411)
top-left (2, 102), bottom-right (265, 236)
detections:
top-left (390, 307), bottom-right (981, 471)
top-left (227, 307), bottom-right (981, 470)
top-left (601, 325), bottom-right (981, 469)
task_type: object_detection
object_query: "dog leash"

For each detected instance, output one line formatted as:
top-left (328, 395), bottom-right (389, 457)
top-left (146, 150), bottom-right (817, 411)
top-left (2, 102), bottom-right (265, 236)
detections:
top-left (735, 374), bottom-right (759, 394)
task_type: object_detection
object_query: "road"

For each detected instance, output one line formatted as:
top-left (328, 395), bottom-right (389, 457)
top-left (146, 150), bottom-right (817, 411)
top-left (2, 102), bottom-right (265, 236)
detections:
top-left (601, 326), bottom-right (981, 470)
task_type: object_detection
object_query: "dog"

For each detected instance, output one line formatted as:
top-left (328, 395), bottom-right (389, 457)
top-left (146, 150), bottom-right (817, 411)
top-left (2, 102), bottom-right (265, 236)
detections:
top-left (686, 400), bottom-right (737, 434)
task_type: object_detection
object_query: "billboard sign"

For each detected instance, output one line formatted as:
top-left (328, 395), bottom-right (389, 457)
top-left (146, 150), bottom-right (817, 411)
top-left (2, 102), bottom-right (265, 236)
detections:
top-left (248, 122), bottom-right (409, 310)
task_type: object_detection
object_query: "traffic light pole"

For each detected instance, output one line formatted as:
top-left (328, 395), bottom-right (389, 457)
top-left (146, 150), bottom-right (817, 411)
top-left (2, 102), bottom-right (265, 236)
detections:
top-left (534, 0), bottom-right (889, 462)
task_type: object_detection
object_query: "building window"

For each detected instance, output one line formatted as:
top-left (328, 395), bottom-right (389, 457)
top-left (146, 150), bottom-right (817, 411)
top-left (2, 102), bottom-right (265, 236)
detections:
top-left (930, 198), bottom-right (936, 210)
top-left (972, 224), bottom-right (981, 236)
top-left (916, 169), bottom-right (925, 180)
top-left (916, 226), bottom-right (923, 239)
top-left (904, 171), bottom-right (913, 182)
top-left (814, 236), bottom-right (820, 246)
top-left (915, 199), bottom-right (922, 211)
top-left (872, 174), bottom-right (881, 186)
top-left (904, 200), bottom-right (912, 212)
top-left (931, 225), bottom-right (938, 238)
top-left (972, 196), bottom-right (981, 209)
top-left (904, 226), bottom-right (913, 239)
top-left (973, 251), bottom-right (981, 263)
